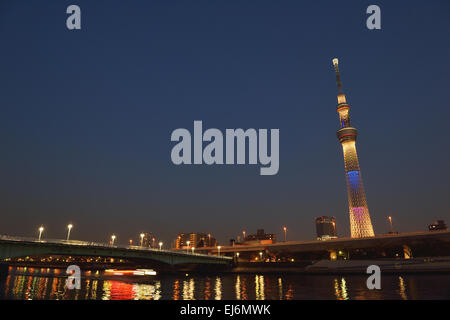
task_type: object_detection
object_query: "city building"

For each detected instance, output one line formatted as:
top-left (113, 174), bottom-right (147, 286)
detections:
top-left (315, 216), bottom-right (337, 240)
top-left (140, 232), bottom-right (156, 248)
top-left (429, 220), bottom-right (447, 231)
top-left (174, 233), bottom-right (217, 249)
top-left (332, 58), bottom-right (375, 238)
top-left (243, 229), bottom-right (276, 245)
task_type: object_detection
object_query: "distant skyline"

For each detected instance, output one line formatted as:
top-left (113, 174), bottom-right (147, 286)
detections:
top-left (1, 1), bottom-right (449, 246)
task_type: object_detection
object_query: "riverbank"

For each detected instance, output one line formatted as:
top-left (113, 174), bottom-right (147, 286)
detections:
top-left (230, 257), bottom-right (450, 274)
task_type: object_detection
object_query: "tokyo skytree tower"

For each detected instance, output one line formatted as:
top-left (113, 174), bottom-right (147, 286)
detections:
top-left (332, 58), bottom-right (375, 238)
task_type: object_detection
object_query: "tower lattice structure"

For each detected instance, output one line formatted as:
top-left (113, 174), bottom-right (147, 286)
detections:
top-left (332, 58), bottom-right (375, 238)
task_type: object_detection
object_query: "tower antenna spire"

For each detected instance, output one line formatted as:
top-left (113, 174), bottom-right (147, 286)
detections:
top-left (332, 58), bottom-right (375, 238)
top-left (332, 58), bottom-right (343, 94)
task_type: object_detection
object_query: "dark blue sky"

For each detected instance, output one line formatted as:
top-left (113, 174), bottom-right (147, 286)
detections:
top-left (0, 0), bottom-right (449, 245)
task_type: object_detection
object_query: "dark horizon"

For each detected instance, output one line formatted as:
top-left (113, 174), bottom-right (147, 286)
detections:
top-left (1, 1), bottom-right (450, 246)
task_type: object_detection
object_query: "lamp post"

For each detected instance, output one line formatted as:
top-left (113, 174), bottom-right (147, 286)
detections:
top-left (259, 251), bottom-right (263, 261)
top-left (217, 245), bottom-right (221, 256)
top-left (186, 241), bottom-right (190, 254)
top-left (283, 226), bottom-right (287, 242)
top-left (66, 224), bottom-right (73, 241)
top-left (140, 233), bottom-right (145, 247)
top-left (159, 241), bottom-right (163, 251)
top-left (388, 216), bottom-right (394, 233)
top-left (236, 252), bottom-right (240, 261)
top-left (191, 247), bottom-right (195, 254)
top-left (38, 226), bottom-right (44, 241)
top-left (111, 234), bottom-right (116, 245)
top-left (129, 239), bottom-right (133, 246)
top-left (242, 230), bottom-right (246, 240)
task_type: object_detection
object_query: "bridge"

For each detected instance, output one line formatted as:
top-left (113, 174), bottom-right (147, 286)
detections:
top-left (193, 229), bottom-right (450, 260)
top-left (0, 235), bottom-right (233, 267)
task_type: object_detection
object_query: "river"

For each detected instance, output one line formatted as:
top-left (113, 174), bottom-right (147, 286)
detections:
top-left (1, 266), bottom-right (450, 300)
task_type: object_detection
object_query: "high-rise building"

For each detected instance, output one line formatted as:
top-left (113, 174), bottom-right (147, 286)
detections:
top-left (332, 58), bottom-right (375, 238)
top-left (140, 232), bottom-right (156, 248)
top-left (315, 216), bottom-right (337, 240)
top-left (174, 233), bottom-right (217, 249)
top-left (243, 229), bottom-right (276, 244)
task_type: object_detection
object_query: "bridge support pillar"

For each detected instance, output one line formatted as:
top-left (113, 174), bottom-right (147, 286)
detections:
top-left (0, 263), bottom-right (9, 279)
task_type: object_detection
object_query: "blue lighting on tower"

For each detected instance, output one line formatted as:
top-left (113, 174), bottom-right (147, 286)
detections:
top-left (347, 170), bottom-right (360, 190)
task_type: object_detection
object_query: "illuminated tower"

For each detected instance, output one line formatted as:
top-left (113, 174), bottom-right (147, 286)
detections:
top-left (332, 58), bottom-right (375, 238)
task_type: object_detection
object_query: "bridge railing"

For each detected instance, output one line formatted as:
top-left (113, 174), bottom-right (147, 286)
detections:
top-left (0, 234), bottom-right (232, 260)
top-left (0, 235), bottom-right (109, 247)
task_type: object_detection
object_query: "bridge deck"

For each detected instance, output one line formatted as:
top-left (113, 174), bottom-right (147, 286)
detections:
top-left (0, 235), bottom-right (232, 266)
top-left (194, 230), bottom-right (450, 254)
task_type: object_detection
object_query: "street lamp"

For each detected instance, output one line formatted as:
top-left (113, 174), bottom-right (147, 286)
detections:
top-left (66, 224), bottom-right (73, 241)
top-left (217, 245), bottom-right (221, 256)
top-left (283, 226), bottom-right (287, 242)
top-left (129, 239), bottom-right (133, 246)
top-left (159, 241), bottom-right (163, 251)
top-left (388, 216), bottom-right (394, 233)
top-left (192, 247), bottom-right (195, 254)
top-left (259, 251), bottom-right (263, 261)
top-left (242, 230), bottom-right (246, 240)
top-left (140, 233), bottom-right (145, 246)
top-left (236, 252), bottom-right (240, 260)
top-left (186, 241), bottom-right (190, 253)
top-left (111, 234), bottom-right (116, 245)
top-left (38, 226), bottom-right (44, 241)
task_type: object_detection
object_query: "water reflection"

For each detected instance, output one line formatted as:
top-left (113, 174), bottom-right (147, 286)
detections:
top-left (204, 277), bottom-right (211, 300)
top-left (235, 275), bottom-right (241, 300)
top-left (284, 281), bottom-right (294, 300)
top-left (2, 267), bottom-right (449, 300)
top-left (238, 275), bottom-right (248, 300)
top-left (333, 277), bottom-right (349, 300)
top-left (398, 276), bottom-right (408, 300)
top-left (278, 277), bottom-right (283, 300)
top-left (172, 279), bottom-right (180, 300)
top-left (255, 275), bottom-right (265, 300)
top-left (182, 278), bottom-right (195, 300)
top-left (214, 277), bottom-right (222, 300)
